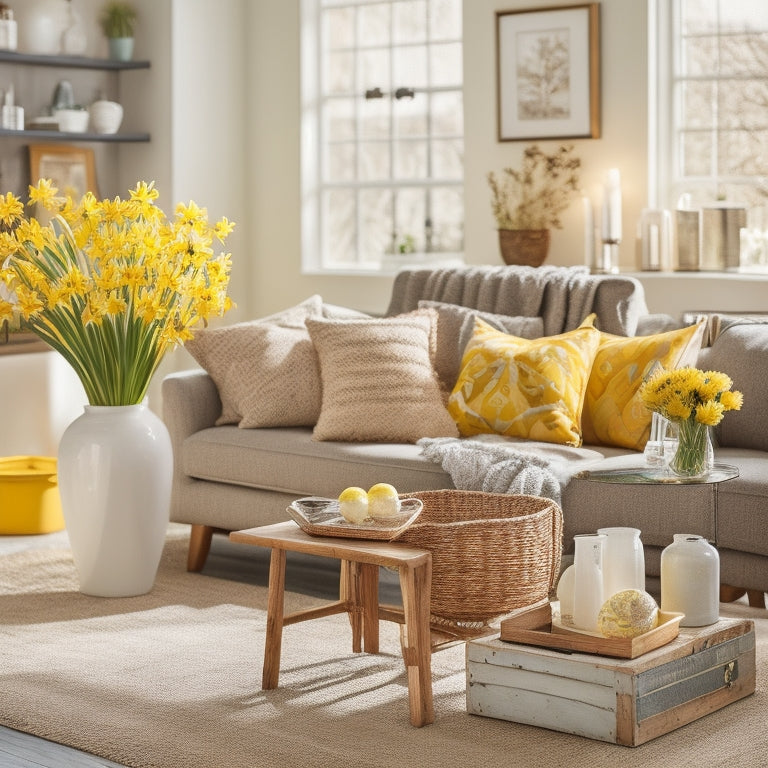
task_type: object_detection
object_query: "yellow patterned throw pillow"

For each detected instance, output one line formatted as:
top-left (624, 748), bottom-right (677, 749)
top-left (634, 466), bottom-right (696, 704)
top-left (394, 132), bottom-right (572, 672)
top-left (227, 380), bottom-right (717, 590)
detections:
top-left (449, 317), bottom-right (601, 447)
top-left (581, 319), bottom-right (706, 450)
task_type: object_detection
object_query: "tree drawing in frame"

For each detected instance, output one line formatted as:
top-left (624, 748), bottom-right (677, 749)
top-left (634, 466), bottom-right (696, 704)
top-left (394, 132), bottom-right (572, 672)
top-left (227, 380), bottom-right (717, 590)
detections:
top-left (516, 26), bottom-right (571, 121)
top-left (496, 4), bottom-right (600, 141)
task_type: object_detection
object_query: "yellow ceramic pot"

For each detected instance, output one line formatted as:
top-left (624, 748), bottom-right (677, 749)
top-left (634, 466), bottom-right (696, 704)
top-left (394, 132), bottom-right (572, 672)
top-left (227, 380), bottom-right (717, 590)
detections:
top-left (0, 456), bottom-right (64, 534)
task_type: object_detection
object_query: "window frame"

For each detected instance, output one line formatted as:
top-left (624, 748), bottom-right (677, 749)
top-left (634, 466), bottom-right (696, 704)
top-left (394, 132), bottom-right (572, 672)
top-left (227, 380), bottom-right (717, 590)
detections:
top-left (300, 0), bottom-right (465, 275)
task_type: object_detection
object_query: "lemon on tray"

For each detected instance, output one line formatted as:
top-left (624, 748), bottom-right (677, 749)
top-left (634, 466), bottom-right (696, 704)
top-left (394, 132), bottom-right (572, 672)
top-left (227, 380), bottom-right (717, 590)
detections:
top-left (338, 486), bottom-right (369, 524)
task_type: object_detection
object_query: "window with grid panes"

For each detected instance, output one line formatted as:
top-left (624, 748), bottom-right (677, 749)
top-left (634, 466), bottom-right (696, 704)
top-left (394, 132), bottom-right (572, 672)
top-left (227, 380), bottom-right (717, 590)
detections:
top-left (301, 0), bottom-right (464, 272)
top-left (656, 0), bottom-right (768, 265)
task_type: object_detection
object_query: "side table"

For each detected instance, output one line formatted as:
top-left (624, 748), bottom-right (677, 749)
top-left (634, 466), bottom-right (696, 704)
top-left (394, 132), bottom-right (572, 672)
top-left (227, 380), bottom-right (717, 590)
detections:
top-left (230, 521), bottom-right (435, 727)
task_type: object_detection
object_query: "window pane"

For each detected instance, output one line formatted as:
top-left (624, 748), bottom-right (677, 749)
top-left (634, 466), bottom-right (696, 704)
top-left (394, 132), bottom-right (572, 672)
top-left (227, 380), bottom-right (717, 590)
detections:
top-left (324, 98), bottom-right (355, 141)
top-left (393, 45), bottom-right (428, 89)
top-left (360, 97), bottom-right (390, 139)
top-left (359, 141), bottom-right (390, 180)
top-left (359, 48), bottom-right (390, 91)
top-left (430, 187), bottom-right (464, 251)
top-left (326, 142), bottom-right (356, 182)
top-left (429, 42), bottom-right (462, 87)
top-left (394, 93), bottom-right (428, 137)
top-left (323, 189), bottom-right (356, 264)
top-left (432, 138), bottom-right (463, 180)
top-left (358, 3), bottom-right (390, 46)
top-left (395, 187), bottom-right (427, 252)
top-left (431, 92), bottom-right (462, 135)
top-left (680, 130), bottom-right (714, 176)
top-left (394, 1), bottom-right (427, 44)
top-left (359, 188), bottom-right (393, 262)
top-left (718, 130), bottom-right (768, 176)
top-left (322, 7), bottom-right (355, 49)
top-left (430, 0), bottom-right (461, 40)
top-left (679, 81), bottom-right (715, 129)
top-left (325, 51), bottom-right (355, 95)
top-left (394, 139), bottom-right (428, 178)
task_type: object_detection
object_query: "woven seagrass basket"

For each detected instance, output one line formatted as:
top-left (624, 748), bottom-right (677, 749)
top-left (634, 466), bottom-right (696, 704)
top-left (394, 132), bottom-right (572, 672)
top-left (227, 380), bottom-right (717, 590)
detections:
top-left (395, 490), bottom-right (562, 626)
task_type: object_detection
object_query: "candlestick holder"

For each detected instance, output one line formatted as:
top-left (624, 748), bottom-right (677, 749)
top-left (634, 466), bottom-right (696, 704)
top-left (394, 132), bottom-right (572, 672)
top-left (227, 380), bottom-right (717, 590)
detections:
top-left (595, 238), bottom-right (620, 274)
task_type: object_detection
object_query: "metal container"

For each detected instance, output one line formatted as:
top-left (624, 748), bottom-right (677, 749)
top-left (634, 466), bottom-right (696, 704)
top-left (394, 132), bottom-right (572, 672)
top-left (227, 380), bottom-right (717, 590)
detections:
top-left (675, 209), bottom-right (700, 271)
top-left (701, 205), bottom-right (747, 270)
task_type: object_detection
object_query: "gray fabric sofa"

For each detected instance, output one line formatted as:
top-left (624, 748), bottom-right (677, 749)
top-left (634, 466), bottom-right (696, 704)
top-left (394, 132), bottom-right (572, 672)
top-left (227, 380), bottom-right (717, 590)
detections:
top-left (162, 266), bottom-right (768, 601)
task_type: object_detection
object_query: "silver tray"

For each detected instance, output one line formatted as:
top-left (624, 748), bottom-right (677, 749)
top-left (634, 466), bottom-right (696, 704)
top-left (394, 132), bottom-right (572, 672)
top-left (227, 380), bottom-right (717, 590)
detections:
top-left (287, 496), bottom-right (423, 541)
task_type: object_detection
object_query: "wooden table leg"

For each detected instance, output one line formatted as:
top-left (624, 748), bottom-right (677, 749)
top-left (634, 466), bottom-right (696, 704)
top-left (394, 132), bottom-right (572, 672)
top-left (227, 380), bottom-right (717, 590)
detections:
top-left (340, 559), bottom-right (363, 653)
top-left (398, 558), bottom-right (434, 727)
top-left (262, 547), bottom-right (287, 690)
top-left (359, 563), bottom-right (380, 653)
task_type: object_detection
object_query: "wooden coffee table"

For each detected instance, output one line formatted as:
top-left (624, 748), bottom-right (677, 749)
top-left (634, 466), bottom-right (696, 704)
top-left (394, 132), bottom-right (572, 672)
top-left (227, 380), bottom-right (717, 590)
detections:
top-left (230, 521), bottom-right (435, 726)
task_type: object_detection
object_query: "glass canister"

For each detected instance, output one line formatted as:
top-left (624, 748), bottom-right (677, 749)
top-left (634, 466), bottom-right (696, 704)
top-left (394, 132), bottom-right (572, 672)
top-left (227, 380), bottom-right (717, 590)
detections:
top-left (598, 527), bottom-right (645, 599)
top-left (572, 533), bottom-right (605, 632)
top-left (660, 534), bottom-right (720, 626)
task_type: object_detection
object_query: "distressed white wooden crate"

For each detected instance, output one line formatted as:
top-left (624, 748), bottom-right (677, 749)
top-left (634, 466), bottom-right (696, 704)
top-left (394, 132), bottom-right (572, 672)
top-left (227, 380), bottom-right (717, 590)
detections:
top-left (466, 617), bottom-right (755, 746)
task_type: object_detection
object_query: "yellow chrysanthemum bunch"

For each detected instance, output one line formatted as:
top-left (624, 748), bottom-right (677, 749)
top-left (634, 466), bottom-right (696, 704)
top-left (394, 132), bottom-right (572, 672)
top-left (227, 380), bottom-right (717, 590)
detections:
top-left (640, 366), bottom-right (743, 426)
top-left (0, 180), bottom-right (234, 405)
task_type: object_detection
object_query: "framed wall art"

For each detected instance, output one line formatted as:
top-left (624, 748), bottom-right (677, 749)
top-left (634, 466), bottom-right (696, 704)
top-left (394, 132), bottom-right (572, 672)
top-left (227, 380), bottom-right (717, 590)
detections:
top-left (28, 144), bottom-right (99, 200)
top-left (496, 3), bottom-right (600, 142)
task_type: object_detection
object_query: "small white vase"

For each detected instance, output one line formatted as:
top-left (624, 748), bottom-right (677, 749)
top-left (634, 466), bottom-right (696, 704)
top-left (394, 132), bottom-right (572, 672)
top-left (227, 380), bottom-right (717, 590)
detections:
top-left (597, 526), bottom-right (645, 600)
top-left (572, 533), bottom-right (605, 632)
top-left (660, 534), bottom-right (720, 626)
top-left (57, 401), bottom-right (172, 597)
top-left (16, 0), bottom-right (68, 55)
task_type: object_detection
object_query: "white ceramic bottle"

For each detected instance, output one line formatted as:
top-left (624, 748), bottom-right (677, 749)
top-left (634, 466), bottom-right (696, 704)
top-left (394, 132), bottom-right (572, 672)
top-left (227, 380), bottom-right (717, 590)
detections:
top-left (572, 533), bottom-right (605, 632)
top-left (660, 534), bottom-right (720, 626)
top-left (598, 526), bottom-right (645, 600)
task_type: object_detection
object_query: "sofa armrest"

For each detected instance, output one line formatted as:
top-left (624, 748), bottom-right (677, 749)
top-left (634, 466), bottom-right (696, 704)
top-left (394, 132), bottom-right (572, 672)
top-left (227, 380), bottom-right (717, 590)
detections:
top-left (162, 368), bottom-right (221, 456)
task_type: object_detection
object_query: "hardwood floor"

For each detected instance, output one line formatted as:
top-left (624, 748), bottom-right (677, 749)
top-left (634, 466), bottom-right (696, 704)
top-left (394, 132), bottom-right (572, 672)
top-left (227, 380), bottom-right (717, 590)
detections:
top-left (0, 526), bottom-right (402, 767)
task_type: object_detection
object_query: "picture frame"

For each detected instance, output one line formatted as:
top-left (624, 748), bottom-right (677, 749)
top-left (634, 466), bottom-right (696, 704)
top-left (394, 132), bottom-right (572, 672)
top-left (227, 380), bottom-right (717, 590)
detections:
top-left (28, 144), bottom-right (99, 201)
top-left (496, 3), bottom-right (600, 142)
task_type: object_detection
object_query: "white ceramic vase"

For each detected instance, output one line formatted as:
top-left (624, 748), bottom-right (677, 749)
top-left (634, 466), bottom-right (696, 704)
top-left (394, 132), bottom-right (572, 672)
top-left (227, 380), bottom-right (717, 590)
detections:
top-left (660, 534), bottom-right (720, 627)
top-left (57, 401), bottom-right (172, 597)
top-left (597, 526), bottom-right (645, 600)
top-left (16, 0), bottom-right (68, 55)
top-left (572, 533), bottom-right (605, 632)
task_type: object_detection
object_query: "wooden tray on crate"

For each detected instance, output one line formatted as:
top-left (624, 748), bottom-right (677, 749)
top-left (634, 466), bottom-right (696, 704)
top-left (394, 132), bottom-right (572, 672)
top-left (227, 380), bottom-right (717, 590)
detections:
top-left (499, 601), bottom-right (684, 659)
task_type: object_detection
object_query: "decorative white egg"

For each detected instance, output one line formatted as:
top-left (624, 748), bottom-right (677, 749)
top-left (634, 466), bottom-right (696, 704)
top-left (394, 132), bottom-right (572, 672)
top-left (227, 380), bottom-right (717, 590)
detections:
top-left (367, 483), bottom-right (401, 518)
top-left (338, 486), bottom-right (369, 524)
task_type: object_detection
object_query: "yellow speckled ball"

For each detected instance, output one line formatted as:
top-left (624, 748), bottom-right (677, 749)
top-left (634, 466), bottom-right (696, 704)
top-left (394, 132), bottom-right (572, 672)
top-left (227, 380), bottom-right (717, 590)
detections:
top-left (597, 589), bottom-right (659, 639)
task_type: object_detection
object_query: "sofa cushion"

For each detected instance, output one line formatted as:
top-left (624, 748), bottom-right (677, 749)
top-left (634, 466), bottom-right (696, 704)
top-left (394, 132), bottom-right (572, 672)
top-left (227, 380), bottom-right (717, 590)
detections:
top-left (418, 300), bottom-right (543, 390)
top-left (449, 318), bottom-right (601, 447)
top-left (182, 425), bottom-right (454, 498)
top-left (185, 295), bottom-right (323, 426)
top-left (706, 323), bottom-right (768, 451)
top-left (581, 319), bottom-right (706, 450)
top-left (306, 312), bottom-right (458, 443)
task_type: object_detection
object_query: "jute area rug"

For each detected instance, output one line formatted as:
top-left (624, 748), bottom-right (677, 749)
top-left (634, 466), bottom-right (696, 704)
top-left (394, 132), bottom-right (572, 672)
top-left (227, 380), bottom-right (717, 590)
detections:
top-left (0, 530), bottom-right (766, 768)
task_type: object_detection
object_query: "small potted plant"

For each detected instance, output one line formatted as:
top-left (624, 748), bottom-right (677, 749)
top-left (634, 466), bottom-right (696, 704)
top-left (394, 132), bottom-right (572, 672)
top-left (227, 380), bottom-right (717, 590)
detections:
top-left (488, 144), bottom-right (580, 267)
top-left (99, 1), bottom-right (137, 61)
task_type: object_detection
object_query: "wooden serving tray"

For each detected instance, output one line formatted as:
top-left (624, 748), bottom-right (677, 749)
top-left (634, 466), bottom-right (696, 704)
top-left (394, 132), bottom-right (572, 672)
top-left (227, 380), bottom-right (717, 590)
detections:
top-left (499, 602), bottom-right (684, 659)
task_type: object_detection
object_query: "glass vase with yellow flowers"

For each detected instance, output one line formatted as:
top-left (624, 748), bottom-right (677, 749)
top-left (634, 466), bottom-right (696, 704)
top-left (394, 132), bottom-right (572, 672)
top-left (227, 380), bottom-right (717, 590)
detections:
top-left (640, 367), bottom-right (743, 478)
top-left (0, 180), bottom-right (234, 405)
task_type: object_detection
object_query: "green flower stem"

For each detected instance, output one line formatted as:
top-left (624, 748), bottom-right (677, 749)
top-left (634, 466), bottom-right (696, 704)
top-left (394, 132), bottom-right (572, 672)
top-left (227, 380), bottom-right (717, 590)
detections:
top-left (670, 418), bottom-right (711, 477)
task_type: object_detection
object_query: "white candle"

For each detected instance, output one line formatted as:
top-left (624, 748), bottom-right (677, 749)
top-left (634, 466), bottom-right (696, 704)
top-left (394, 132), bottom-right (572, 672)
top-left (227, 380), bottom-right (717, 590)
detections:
top-left (582, 194), bottom-right (595, 267)
top-left (601, 168), bottom-right (622, 242)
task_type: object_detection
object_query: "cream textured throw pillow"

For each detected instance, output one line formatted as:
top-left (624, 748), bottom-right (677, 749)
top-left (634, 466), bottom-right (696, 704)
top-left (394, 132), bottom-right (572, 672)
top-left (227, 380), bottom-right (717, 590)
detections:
top-left (185, 295), bottom-right (324, 426)
top-left (307, 313), bottom-right (459, 443)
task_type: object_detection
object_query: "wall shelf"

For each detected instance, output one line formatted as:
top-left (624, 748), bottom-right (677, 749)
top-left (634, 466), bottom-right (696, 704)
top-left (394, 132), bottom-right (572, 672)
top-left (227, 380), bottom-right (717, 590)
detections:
top-left (0, 128), bottom-right (150, 142)
top-left (0, 51), bottom-right (150, 71)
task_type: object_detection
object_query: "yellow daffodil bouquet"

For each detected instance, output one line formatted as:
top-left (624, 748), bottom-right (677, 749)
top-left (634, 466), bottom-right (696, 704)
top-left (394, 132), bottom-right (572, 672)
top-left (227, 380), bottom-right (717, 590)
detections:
top-left (640, 366), bottom-right (743, 475)
top-left (0, 180), bottom-right (234, 405)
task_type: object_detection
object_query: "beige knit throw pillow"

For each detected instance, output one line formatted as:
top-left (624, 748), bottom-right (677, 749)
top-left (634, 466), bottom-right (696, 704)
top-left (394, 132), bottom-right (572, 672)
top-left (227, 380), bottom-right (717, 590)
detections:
top-left (306, 312), bottom-right (459, 443)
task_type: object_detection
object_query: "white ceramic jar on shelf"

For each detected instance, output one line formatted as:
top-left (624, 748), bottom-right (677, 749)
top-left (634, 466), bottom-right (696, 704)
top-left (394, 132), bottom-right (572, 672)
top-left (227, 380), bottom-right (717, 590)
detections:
top-left (15, 0), bottom-right (68, 55)
top-left (660, 534), bottom-right (720, 626)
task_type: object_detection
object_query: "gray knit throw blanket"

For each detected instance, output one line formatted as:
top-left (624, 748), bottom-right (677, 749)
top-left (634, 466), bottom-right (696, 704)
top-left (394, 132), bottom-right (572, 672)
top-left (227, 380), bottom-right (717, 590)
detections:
top-left (417, 435), bottom-right (605, 506)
